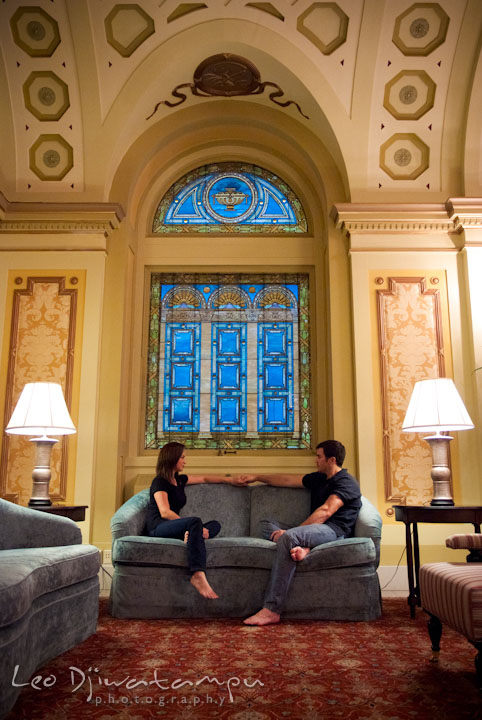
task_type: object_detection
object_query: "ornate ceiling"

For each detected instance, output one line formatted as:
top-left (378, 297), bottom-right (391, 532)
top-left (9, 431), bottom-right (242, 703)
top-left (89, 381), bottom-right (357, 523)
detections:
top-left (0, 0), bottom-right (480, 207)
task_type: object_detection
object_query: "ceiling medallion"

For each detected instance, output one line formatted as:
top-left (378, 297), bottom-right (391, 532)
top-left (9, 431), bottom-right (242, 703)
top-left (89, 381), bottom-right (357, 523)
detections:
top-left (146, 53), bottom-right (309, 120)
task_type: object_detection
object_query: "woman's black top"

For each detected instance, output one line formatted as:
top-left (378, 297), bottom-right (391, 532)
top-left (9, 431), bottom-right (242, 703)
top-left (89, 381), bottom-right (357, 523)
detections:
top-left (146, 473), bottom-right (188, 533)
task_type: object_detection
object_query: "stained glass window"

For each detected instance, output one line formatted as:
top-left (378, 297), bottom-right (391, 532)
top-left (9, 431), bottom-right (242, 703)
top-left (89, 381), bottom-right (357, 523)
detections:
top-left (152, 163), bottom-right (307, 233)
top-left (145, 273), bottom-right (311, 450)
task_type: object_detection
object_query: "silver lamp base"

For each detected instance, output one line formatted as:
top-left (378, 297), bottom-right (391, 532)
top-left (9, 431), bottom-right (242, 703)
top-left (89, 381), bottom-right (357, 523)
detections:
top-left (28, 436), bottom-right (58, 507)
top-left (424, 433), bottom-right (454, 506)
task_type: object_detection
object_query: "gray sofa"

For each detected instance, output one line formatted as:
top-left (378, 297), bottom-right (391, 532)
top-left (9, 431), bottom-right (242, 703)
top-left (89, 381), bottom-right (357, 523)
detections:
top-left (0, 499), bottom-right (100, 718)
top-left (110, 484), bottom-right (382, 621)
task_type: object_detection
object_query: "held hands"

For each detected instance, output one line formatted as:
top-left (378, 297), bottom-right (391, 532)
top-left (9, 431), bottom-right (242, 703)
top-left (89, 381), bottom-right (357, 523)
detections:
top-left (230, 474), bottom-right (257, 486)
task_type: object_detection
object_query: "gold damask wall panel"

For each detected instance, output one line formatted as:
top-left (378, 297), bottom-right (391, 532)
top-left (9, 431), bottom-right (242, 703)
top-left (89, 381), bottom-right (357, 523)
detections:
top-left (376, 275), bottom-right (449, 506)
top-left (0, 274), bottom-right (83, 505)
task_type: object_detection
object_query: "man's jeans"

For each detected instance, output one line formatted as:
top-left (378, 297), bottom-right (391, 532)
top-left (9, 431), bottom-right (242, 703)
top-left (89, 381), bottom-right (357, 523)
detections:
top-left (261, 519), bottom-right (342, 614)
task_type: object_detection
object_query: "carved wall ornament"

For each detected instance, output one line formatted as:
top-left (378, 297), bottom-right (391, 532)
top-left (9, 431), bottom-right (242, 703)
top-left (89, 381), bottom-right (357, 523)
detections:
top-left (146, 54), bottom-right (309, 120)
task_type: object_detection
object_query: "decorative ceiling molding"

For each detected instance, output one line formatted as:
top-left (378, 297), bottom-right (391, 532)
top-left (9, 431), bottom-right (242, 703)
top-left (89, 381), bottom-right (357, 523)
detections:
top-left (105, 3), bottom-right (155, 57)
top-left (383, 70), bottom-right (435, 120)
top-left (380, 133), bottom-right (429, 180)
top-left (29, 134), bottom-right (74, 181)
top-left (393, 2), bottom-right (449, 57)
top-left (23, 71), bottom-right (70, 122)
top-left (297, 2), bottom-right (348, 55)
top-left (10, 6), bottom-right (61, 57)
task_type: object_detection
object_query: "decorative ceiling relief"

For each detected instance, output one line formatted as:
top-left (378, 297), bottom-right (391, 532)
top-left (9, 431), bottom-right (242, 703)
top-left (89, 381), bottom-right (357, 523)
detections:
top-left (167, 4), bottom-right (208, 23)
top-left (23, 71), bottom-right (70, 121)
top-left (393, 3), bottom-right (449, 56)
top-left (10, 6), bottom-right (61, 57)
top-left (105, 3), bottom-right (155, 57)
top-left (245, 3), bottom-right (285, 21)
top-left (297, 2), bottom-right (348, 55)
top-left (380, 133), bottom-right (429, 180)
top-left (146, 54), bottom-right (309, 120)
top-left (383, 70), bottom-right (435, 120)
top-left (29, 134), bottom-right (74, 181)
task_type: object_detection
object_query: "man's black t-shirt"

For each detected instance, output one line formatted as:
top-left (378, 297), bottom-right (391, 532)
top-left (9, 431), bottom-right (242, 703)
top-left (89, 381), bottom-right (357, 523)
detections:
top-left (146, 474), bottom-right (188, 533)
top-left (302, 469), bottom-right (361, 537)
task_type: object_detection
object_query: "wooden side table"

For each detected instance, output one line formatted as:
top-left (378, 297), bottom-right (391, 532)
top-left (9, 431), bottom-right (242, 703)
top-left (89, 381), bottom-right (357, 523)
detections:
top-left (393, 505), bottom-right (482, 618)
top-left (32, 505), bottom-right (87, 522)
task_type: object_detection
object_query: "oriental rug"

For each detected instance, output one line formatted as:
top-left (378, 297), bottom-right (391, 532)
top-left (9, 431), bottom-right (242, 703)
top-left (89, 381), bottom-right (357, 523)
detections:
top-left (6, 598), bottom-right (481, 720)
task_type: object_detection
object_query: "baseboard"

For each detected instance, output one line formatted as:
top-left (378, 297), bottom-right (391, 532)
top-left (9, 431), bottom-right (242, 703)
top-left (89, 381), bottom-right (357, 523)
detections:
top-left (377, 565), bottom-right (408, 594)
top-left (99, 563), bottom-right (113, 592)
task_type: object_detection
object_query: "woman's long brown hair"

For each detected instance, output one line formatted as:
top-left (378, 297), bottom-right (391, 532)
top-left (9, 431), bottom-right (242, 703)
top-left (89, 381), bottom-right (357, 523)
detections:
top-left (155, 441), bottom-right (185, 482)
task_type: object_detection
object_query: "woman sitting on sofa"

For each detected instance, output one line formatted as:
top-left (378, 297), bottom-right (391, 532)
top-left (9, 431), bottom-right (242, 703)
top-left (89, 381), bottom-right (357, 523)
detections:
top-left (146, 441), bottom-right (251, 599)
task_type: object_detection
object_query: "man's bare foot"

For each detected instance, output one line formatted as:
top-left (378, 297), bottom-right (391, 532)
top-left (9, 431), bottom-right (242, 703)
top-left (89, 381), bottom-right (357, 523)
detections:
top-left (290, 546), bottom-right (310, 561)
top-left (190, 571), bottom-right (219, 599)
top-left (184, 531), bottom-right (189, 543)
top-left (243, 608), bottom-right (280, 626)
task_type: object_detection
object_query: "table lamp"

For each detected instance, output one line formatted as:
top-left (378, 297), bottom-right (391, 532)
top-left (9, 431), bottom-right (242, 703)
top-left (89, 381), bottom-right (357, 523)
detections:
top-left (5, 382), bottom-right (76, 506)
top-left (402, 378), bottom-right (474, 506)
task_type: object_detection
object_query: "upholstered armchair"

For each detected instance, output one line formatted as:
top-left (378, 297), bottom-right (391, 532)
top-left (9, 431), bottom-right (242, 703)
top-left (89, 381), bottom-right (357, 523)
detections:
top-left (419, 533), bottom-right (482, 689)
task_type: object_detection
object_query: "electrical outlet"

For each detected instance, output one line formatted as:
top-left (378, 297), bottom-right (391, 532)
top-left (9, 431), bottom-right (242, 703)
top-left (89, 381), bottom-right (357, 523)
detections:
top-left (103, 549), bottom-right (112, 564)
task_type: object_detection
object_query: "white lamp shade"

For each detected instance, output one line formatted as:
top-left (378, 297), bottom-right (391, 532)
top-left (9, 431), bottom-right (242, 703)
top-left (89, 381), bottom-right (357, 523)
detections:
top-left (402, 378), bottom-right (474, 433)
top-left (5, 383), bottom-right (76, 437)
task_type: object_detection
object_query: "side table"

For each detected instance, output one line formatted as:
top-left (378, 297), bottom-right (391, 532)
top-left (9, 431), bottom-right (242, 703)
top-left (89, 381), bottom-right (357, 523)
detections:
top-left (31, 505), bottom-right (87, 522)
top-left (393, 505), bottom-right (482, 618)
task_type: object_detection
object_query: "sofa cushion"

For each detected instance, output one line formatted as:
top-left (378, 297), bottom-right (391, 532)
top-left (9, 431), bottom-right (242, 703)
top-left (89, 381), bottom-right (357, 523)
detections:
top-left (114, 534), bottom-right (375, 571)
top-left (114, 535), bottom-right (275, 569)
top-left (0, 545), bottom-right (100, 627)
top-left (296, 537), bottom-right (376, 572)
top-left (181, 484), bottom-right (251, 536)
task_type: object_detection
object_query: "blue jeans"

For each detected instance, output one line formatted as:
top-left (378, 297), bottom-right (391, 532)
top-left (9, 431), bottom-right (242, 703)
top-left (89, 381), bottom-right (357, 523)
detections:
top-left (148, 517), bottom-right (220, 574)
top-left (261, 519), bottom-right (342, 614)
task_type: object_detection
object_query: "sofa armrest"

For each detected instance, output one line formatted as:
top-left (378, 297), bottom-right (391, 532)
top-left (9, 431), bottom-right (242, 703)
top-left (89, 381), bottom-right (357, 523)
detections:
top-left (445, 534), bottom-right (482, 550)
top-left (0, 499), bottom-right (81, 549)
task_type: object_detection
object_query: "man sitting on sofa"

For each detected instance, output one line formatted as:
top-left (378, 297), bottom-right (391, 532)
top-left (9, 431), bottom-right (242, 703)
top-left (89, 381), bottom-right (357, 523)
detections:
top-left (244, 439), bottom-right (361, 626)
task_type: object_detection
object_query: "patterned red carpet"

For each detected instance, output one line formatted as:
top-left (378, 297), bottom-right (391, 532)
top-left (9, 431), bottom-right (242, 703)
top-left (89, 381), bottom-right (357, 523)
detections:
top-left (7, 598), bottom-right (481, 719)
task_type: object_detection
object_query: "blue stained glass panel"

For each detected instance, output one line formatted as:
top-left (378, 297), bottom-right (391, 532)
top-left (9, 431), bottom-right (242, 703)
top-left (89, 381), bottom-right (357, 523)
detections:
top-left (163, 323), bottom-right (200, 432)
top-left (219, 364), bottom-right (240, 389)
top-left (264, 330), bottom-right (286, 355)
top-left (173, 330), bottom-right (194, 354)
top-left (172, 364), bottom-right (193, 389)
top-left (258, 322), bottom-right (293, 432)
top-left (265, 398), bottom-right (287, 425)
top-left (152, 163), bottom-right (307, 233)
top-left (218, 398), bottom-right (240, 425)
top-left (265, 364), bottom-right (286, 388)
top-left (171, 398), bottom-right (193, 424)
top-left (211, 323), bottom-right (247, 432)
top-left (219, 330), bottom-right (240, 355)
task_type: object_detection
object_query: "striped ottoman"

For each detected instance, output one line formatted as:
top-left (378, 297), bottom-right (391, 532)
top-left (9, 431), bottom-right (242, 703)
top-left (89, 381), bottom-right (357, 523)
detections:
top-left (420, 561), bottom-right (482, 688)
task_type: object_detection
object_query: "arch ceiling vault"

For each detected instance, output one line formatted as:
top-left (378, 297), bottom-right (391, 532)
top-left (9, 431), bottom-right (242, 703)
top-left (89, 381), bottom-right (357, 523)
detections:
top-left (0, 0), bottom-right (481, 211)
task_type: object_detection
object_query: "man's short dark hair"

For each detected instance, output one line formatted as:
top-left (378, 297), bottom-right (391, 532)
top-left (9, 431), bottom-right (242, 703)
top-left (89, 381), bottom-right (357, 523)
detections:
top-left (316, 440), bottom-right (346, 467)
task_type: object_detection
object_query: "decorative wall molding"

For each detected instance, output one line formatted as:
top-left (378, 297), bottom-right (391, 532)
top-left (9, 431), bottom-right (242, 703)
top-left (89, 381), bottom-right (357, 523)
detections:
top-left (0, 194), bottom-right (124, 236)
top-left (332, 200), bottom-right (482, 243)
top-left (0, 276), bottom-right (78, 504)
top-left (376, 276), bottom-right (447, 506)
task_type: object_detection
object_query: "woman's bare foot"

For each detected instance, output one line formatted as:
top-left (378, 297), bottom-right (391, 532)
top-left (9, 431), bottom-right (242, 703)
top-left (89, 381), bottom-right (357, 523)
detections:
top-left (184, 531), bottom-right (189, 543)
top-left (190, 571), bottom-right (219, 599)
top-left (243, 608), bottom-right (280, 626)
top-left (290, 546), bottom-right (310, 561)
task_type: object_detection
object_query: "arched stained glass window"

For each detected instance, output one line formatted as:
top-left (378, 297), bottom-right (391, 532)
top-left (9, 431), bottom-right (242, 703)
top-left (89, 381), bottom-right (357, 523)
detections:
top-left (152, 163), bottom-right (308, 233)
top-left (145, 272), bottom-right (312, 451)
